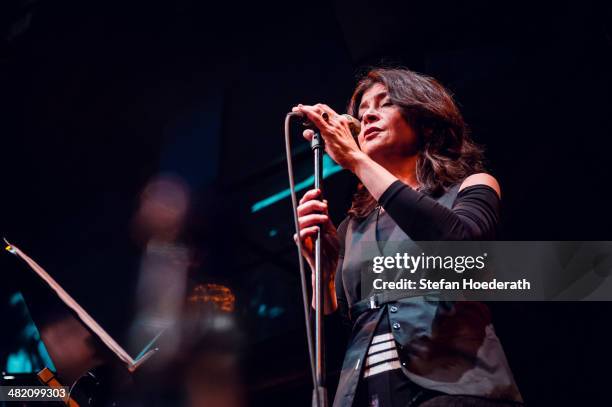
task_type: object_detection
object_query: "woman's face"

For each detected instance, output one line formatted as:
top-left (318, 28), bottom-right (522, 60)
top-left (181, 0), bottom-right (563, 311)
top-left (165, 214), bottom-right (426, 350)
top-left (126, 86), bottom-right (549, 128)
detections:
top-left (356, 83), bottom-right (419, 162)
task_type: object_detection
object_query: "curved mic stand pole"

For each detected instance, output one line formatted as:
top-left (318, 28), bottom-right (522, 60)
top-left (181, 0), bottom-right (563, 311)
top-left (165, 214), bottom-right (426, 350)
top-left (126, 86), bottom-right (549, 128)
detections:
top-left (311, 130), bottom-right (328, 407)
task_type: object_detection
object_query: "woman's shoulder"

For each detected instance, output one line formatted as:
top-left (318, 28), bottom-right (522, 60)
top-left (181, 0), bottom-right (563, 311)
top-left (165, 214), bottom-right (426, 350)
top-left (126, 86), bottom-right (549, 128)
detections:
top-left (458, 173), bottom-right (501, 199)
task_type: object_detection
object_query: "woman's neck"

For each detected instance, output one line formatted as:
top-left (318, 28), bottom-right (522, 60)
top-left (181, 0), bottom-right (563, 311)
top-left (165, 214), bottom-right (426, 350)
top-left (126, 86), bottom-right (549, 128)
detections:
top-left (380, 155), bottom-right (420, 190)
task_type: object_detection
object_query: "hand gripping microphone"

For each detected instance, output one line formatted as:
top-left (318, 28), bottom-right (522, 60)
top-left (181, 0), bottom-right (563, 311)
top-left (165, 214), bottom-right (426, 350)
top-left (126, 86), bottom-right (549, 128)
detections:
top-left (292, 112), bottom-right (362, 141)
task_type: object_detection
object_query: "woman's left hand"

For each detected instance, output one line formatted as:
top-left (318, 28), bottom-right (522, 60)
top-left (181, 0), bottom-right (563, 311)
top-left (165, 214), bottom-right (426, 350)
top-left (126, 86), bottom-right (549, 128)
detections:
top-left (292, 103), bottom-right (365, 172)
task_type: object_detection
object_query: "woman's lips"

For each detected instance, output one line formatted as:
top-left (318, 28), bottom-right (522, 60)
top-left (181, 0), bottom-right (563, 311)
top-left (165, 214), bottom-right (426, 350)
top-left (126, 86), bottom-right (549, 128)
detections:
top-left (364, 128), bottom-right (382, 140)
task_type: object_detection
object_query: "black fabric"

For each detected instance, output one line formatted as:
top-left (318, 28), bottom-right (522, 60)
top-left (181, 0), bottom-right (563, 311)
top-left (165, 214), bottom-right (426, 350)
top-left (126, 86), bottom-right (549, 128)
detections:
top-left (375, 206), bottom-right (395, 248)
top-left (419, 395), bottom-right (525, 407)
top-left (332, 217), bottom-right (352, 330)
top-left (327, 181), bottom-right (523, 407)
top-left (378, 181), bottom-right (500, 241)
top-left (354, 312), bottom-right (443, 407)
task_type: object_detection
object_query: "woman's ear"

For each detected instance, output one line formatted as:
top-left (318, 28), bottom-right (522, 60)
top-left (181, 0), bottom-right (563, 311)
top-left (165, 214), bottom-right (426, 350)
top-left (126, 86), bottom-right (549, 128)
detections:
top-left (418, 124), bottom-right (434, 149)
top-left (422, 126), bottom-right (434, 138)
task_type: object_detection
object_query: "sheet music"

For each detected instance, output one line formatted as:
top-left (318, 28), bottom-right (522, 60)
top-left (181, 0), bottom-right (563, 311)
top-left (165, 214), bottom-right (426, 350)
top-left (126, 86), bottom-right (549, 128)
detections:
top-left (4, 239), bottom-right (158, 372)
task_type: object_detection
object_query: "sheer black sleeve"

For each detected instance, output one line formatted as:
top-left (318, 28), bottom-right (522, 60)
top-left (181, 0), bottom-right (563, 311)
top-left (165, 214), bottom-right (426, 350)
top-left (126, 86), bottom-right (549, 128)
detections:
top-left (378, 181), bottom-right (501, 241)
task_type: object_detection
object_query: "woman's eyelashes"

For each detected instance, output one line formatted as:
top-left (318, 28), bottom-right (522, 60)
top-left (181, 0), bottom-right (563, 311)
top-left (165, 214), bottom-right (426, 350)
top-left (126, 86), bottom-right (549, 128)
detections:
top-left (358, 100), bottom-right (392, 122)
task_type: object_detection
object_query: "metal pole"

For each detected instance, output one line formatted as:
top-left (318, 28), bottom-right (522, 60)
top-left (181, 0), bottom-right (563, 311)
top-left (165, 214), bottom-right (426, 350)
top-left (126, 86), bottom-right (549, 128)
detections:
top-left (311, 131), bottom-right (328, 407)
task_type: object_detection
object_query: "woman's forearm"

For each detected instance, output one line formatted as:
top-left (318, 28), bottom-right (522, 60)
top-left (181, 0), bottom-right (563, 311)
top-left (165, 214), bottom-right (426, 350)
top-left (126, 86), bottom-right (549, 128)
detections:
top-left (311, 278), bottom-right (338, 314)
top-left (348, 152), bottom-right (399, 200)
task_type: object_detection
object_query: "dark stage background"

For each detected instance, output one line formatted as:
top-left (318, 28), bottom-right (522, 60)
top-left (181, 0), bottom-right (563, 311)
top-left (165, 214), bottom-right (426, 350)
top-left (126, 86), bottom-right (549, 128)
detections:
top-left (1, 0), bottom-right (612, 405)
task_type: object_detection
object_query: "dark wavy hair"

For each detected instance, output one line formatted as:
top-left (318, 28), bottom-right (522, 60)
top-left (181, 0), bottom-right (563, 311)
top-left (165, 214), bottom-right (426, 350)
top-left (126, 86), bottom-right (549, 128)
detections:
top-left (347, 67), bottom-right (486, 219)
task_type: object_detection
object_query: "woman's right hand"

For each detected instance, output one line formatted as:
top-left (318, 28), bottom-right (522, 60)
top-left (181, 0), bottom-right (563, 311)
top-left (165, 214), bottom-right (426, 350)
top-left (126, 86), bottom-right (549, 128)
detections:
top-left (294, 188), bottom-right (340, 283)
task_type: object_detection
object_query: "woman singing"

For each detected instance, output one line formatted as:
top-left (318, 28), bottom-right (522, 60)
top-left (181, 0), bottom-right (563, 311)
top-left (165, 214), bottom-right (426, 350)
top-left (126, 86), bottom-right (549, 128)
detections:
top-left (292, 68), bottom-right (523, 407)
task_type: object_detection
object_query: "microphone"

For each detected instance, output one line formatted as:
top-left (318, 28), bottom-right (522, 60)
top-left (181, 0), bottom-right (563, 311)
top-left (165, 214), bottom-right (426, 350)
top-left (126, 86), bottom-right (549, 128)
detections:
top-left (290, 111), bottom-right (361, 140)
top-left (338, 114), bottom-right (362, 140)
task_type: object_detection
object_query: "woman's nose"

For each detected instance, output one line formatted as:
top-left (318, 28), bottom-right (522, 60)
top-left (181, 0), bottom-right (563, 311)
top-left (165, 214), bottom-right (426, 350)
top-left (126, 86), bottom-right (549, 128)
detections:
top-left (362, 109), bottom-right (380, 124)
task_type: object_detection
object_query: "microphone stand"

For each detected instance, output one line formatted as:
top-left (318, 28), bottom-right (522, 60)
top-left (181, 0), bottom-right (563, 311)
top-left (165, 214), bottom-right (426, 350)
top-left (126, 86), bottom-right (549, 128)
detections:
top-left (286, 112), bottom-right (359, 407)
top-left (311, 130), bottom-right (328, 407)
top-left (283, 111), bottom-right (329, 407)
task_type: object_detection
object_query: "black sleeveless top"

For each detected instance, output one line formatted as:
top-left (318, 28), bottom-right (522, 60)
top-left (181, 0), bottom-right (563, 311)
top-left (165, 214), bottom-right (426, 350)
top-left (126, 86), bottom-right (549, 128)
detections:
top-left (330, 181), bottom-right (523, 407)
top-left (354, 208), bottom-right (433, 407)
